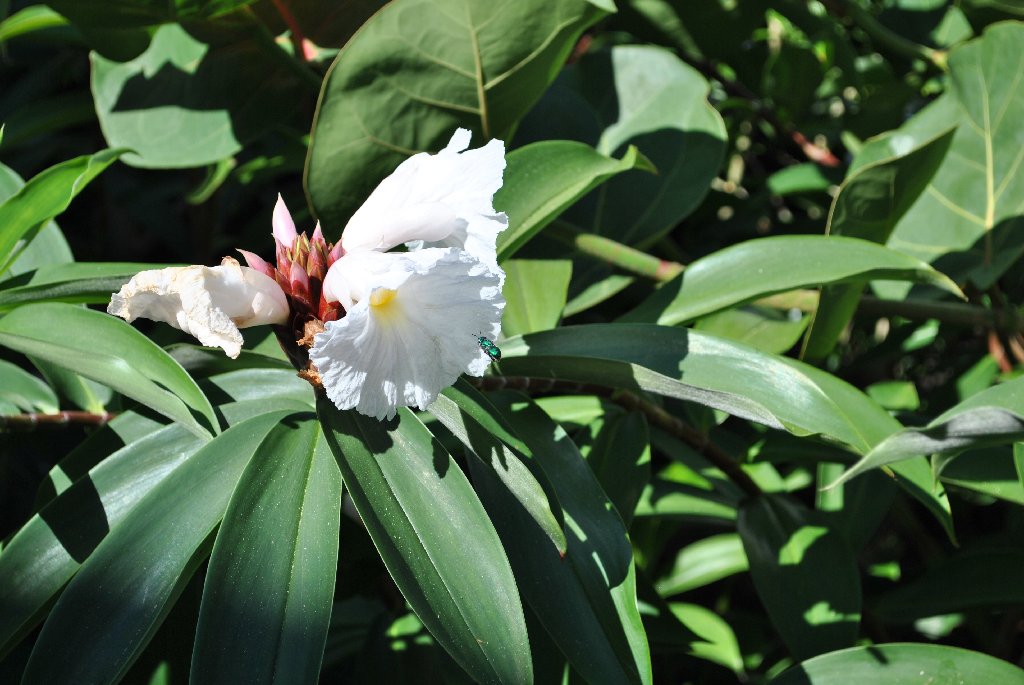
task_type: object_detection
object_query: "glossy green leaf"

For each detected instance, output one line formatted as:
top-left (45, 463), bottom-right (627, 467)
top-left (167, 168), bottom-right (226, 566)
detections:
top-left (872, 548), bottom-right (1024, 620)
top-left (494, 142), bottom-right (654, 260)
top-left (0, 149), bottom-right (123, 275)
top-left (620, 235), bottom-right (964, 327)
top-left (20, 411), bottom-right (294, 684)
top-left (500, 324), bottom-right (894, 449)
top-left (0, 303), bottom-right (218, 437)
top-left (192, 417), bottom-right (341, 684)
top-left (655, 534), bottom-right (748, 597)
top-left (831, 376), bottom-right (1024, 487)
top-left (739, 494), bottom-right (861, 660)
top-left (305, 0), bottom-right (606, 230)
top-left (501, 259), bottom-right (572, 336)
top-left (30, 356), bottom-right (110, 413)
top-left (317, 399), bottom-right (531, 685)
top-left (469, 393), bottom-right (652, 685)
top-left (769, 643), bottom-right (1024, 685)
top-left (0, 262), bottom-right (164, 311)
top-left (803, 125), bottom-right (956, 358)
top-left (667, 603), bottom-right (743, 675)
top-left (883, 23), bottom-right (1024, 293)
top-left (500, 323), bottom-right (952, 535)
top-left (91, 23), bottom-right (303, 168)
top-left (0, 162), bottom-right (72, 281)
top-left (0, 423), bottom-right (205, 659)
top-left (582, 410), bottom-right (651, 526)
top-left (694, 306), bottom-right (809, 355)
top-left (0, 359), bottom-right (57, 413)
top-left (48, 0), bottom-right (258, 27)
top-left (548, 45), bottom-right (727, 247)
top-left (0, 6), bottom-right (69, 45)
top-left (430, 381), bottom-right (566, 554)
top-left (938, 446), bottom-right (1024, 504)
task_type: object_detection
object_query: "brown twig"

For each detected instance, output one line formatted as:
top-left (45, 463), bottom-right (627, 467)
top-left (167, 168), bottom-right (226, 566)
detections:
top-left (1, 411), bottom-right (118, 432)
top-left (468, 375), bottom-right (763, 497)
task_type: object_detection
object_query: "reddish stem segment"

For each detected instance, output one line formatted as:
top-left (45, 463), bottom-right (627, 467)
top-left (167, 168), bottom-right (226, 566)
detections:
top-left (2, 411), bottom-right (117, 431)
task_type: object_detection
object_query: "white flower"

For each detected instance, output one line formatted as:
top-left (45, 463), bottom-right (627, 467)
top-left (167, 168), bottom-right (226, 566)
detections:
top-left (107, 257), bottom-right (288, 358)
top-left (311, 248), bottom-right (504, 420)
top-left (341, 128), bottom-right (508, 267)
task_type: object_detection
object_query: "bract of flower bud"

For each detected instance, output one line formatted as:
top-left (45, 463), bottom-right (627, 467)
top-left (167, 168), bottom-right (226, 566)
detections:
top-left (108, 257), bottom-right (288, 358)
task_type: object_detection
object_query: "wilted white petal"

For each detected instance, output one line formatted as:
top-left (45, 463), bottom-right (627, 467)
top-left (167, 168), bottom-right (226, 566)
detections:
top-left (311, 248), bottom-right (504, 419)
top-left (107, 257), bottom-right (289, 358)
top-left (341, 128), bottom-right (508, 265)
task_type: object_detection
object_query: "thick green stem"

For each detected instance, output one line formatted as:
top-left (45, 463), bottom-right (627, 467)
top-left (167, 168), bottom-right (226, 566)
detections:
top-left (830, 0), bottom-right (948, 71)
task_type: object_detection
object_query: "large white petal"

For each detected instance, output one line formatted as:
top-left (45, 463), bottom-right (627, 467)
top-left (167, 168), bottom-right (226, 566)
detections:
top-left (341, 128), bottom-right (507, 265)
top-left (107, 258), bottom-right (289, 358)
top-left (311, 248), bottom-right (504, 419)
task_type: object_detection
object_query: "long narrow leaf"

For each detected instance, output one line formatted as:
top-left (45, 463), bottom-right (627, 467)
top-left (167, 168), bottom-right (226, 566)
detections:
top-left (317, 398), bottom-right (531, 685)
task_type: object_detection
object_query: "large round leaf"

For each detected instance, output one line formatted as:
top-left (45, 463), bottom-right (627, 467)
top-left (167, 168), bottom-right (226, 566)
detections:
top-left (883, 23), bottom-right (1024, 292)
top-left (304, 0), bottom-right (606, 230)
top-left (91, 22), bottom-right (304, 168)
top-left (519, 44), bottom-right (727, 247)
top-left (769, 643), bottom-right (1024, 685)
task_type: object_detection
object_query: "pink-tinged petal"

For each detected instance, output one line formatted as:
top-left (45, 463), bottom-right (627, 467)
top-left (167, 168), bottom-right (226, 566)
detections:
top-left (108, 258), bottom-right (289, 358)
top-left (237, 249), bottom-right (275, 278)
top-left (273, 194), bottom-right (298, 249)
top-left (311, 221), bottom-right (325, 246)
top-left (327, 241), bottom-right (345, 265)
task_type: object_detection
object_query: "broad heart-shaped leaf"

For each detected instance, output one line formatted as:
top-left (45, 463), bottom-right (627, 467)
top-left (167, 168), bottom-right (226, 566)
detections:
top-left (802, 125), bottom-right (956, 359)
top-left (468, 392), bottom-right (652, 685)
top-left (430, 381), bottom-right (567, 554)
top-left (0, 424), bottom-right (205, 660)
top-left (500, 259), bottom-right (572, 336)
top-left (0, 303), bottom-right (218, 437)
top-left (620, 235), bottom-right (964, 327)
top-left (882, 23), bottom-right (1024, 294)
top-left (519, 44), bottom-right (726, 248)
top-left (192, 417), bottom-right (341, 684)
top-left (0, 358), bottom-right (57, 413)
top-left (19, 411), bottom-right (294, 684)
top-left (769, 643), bottom-right (1024, 685)
top-left (0, 149), bottom-right (123, 276)
top-left (494, 141), bottom-right (654, 260)
top-left (304, 0), bottom-right (606, 231)
top-left (872, 547), bottom-right (1024, 621)
top-left (0, 262), bottom-right (164, 311)
top-left (317, 398), bottom-right (531, 685)
top-left (738, 494), bottom-right (861, 661)
top-left (91, 22), bottom-right (304, 169)
top-left (830, 375), bottom-right (1024, 487)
